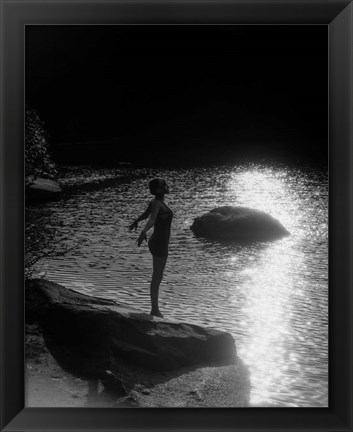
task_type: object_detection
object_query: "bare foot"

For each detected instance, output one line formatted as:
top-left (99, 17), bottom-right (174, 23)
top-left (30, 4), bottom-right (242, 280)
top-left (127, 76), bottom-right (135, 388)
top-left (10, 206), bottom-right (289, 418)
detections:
top-left (150, 310), bottom-right (164, 318)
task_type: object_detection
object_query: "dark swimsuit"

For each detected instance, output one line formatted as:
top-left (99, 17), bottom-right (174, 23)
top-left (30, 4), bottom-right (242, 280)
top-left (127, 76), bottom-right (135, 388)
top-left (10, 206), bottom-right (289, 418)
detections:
top-left (148, 202), bottom-right (173, 258)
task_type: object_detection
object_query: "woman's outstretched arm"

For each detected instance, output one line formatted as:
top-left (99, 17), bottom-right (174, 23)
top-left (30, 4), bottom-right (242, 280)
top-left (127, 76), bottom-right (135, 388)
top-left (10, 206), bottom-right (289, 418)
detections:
top-left (129, 201), bottom-right (152, 232)
top-left (137, 201), bottom-right (160, 246)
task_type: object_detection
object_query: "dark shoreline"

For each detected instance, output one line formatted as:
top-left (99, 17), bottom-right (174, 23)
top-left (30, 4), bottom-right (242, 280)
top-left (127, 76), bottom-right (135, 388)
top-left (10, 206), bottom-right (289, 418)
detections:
top-left (52, 147), bottom-right (329, 171)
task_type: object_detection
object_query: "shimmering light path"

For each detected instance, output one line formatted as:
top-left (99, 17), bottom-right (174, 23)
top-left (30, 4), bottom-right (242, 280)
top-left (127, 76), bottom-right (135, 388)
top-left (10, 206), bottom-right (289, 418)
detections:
top-left (29, 164), bottom-right (328, 407)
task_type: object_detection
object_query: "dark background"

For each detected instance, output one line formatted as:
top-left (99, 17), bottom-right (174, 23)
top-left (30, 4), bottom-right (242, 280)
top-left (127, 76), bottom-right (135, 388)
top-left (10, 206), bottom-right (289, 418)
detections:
top-left (25, 25), bottom-right (328, 167)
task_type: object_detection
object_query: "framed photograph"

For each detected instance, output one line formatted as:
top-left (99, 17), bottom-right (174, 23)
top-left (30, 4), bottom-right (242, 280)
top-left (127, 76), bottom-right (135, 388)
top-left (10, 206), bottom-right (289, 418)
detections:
top-left (1, 1), bottom-right (352, 431)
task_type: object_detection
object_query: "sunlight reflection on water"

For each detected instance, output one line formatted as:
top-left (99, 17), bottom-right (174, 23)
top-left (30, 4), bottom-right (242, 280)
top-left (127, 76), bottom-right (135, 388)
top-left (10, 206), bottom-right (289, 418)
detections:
top-left (30, 163), bottom-right (328, 407)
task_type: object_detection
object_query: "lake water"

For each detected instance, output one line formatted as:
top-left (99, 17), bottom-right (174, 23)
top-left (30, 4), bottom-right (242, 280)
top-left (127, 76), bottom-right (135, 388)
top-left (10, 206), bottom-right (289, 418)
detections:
top-left (28, 163), bottom-right (328, 407)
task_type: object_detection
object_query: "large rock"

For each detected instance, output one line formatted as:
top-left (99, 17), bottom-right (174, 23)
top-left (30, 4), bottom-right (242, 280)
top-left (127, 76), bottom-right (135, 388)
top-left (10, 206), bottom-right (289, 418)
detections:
top-left (191, 206), bottom-right (290, 242)
top-left (26, 177), bottom-right (62, 201)
top-left (25, 322), bottom-right (250, 408)
top-left (26, 279), bottom-right (236, 378)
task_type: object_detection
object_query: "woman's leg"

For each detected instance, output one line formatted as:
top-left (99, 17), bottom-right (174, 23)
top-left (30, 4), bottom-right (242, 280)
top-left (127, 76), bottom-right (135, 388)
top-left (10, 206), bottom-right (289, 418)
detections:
top-left (150, 256), bottom-right (167, 317)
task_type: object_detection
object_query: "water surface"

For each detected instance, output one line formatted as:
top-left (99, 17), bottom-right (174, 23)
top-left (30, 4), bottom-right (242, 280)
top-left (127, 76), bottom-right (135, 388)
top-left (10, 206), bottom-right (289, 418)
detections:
top-left (29, 163), bottom-right (328, 407)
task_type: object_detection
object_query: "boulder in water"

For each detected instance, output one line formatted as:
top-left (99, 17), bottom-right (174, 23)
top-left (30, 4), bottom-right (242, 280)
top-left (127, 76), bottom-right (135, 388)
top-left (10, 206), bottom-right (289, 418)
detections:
top-left (191, 206), bottom-right (290, 242)
top-left (26, 177), bottom-right (62, 201)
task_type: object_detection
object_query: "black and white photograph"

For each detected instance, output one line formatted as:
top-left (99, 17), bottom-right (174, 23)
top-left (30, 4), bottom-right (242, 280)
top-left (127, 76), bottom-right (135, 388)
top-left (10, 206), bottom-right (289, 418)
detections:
top-left (25, 24), bottom-right (328, 408)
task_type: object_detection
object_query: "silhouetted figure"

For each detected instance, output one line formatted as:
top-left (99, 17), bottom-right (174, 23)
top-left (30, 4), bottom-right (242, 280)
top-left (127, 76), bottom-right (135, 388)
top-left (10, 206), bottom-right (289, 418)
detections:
top-left (129, 179), bottom-right (173, 318)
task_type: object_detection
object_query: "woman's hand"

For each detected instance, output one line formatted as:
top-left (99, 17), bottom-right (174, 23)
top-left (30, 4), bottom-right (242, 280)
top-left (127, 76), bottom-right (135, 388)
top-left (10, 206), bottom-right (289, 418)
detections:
top-left (137, 232), bottom-right (147, 247)
top-left (129, 221), bottom-right (138, 232)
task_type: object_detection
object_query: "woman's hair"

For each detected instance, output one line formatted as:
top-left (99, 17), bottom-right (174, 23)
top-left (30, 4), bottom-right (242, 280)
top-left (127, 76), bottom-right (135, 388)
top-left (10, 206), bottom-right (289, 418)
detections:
top-left (149, 178), bottom-right (165, 195)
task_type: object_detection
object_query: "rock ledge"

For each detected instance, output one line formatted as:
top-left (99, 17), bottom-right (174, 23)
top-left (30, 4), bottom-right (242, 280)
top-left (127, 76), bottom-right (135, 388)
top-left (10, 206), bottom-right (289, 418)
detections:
top-left (25, 279), bottom-right (250, 407)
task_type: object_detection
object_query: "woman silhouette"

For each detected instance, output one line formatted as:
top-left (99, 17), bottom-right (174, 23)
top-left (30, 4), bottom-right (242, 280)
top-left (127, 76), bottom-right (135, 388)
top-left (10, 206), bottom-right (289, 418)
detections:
top-left (129, 179), bottom-right (173, 317)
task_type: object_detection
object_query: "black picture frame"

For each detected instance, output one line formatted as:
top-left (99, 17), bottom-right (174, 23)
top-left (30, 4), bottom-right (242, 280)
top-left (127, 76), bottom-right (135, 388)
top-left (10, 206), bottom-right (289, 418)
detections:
top-left (1, 1), bottom-right (352, 431)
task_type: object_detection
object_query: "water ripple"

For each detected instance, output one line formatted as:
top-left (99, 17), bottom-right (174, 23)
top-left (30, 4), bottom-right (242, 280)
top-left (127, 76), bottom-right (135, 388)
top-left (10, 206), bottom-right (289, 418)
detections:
top-left (28, 163), bottom-right (328, 407)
